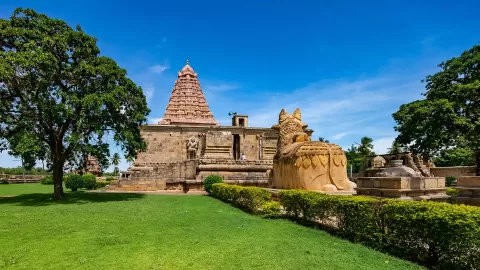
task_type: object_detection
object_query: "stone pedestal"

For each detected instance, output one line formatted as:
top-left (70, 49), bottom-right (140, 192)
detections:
top-left (196, 159), bottom-right (272, 188)
top-left (356, 176), bottom-right (448, 201)
top-left (455, 176), bottom-right (480, 206)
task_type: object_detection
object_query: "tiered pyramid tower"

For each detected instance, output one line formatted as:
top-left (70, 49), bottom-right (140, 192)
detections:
top-left (159, 60), bottom-right (219, 126)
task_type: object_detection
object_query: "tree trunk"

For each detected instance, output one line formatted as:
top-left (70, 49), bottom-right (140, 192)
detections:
top-left (52, 160), bottom-right (65, 199)
top-left (476, 150), bottom-right (480, 176)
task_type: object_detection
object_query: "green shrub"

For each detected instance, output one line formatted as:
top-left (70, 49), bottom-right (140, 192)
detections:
top-left (82, 174), bottom-right (97, 190)
top-left (278, 189), bottom-right (480, 269)
top-left (210, 183), bottom-right (271, 214)
top-left (0, 178), bottom-right (8, 184)
top-left (40, 175), bottom-right (54, 185)
top-left (445, 176), bottom-right (456, 187)
top-left (262, 201), bottom-right (281, 217)
top-left (95, 180), bottom-right (109, 189)
top-left (65, 174), bottom-right (83, 192)
top-left (202, 174), bottom-right (223, 193)
top-left (105, 176), bottom-right (115, 182)
top-left (446, 187), bottom-right (460, 204)
top-left (446, 187), bottom-right (460, 197)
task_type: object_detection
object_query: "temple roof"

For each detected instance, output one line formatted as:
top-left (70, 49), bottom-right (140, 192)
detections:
top-left (159, 60), bottom-right (219, 126)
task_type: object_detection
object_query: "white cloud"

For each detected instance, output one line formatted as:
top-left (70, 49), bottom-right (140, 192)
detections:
top-left (149, 64), bottom-right (169, 74)
top-left (332, 132), bottom-right (348, 140)
top-left (373, 137), bottom-right (395, 155)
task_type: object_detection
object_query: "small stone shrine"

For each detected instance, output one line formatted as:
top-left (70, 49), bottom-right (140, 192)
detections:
top-left (109, 61), bottom-right (284, 192)
top-left (356, 153), bottom-right (448, 200)
top-left (74, 156), bottom-right (102, 177)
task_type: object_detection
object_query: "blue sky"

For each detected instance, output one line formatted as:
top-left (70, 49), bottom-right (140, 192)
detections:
top-left (1, 0), bottom-right (479, 171)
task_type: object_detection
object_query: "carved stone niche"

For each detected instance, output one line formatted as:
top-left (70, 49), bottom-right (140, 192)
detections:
top-left (186, 136), bottom-right (199, 160)
top-left (203, 131), bottom-right (232, 159)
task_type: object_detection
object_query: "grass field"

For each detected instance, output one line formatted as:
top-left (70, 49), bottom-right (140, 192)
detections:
top-left (0, 184), bottom-right (421, 269)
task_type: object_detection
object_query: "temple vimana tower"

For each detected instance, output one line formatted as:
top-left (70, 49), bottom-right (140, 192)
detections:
top-left (109, 61), bottom-right (313, 192)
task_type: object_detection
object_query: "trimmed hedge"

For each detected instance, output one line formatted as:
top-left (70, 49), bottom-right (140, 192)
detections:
top-left (95, 180), bottom-right (109, 188)
top-left (0, 178), bottom-right (8, 184)
top-left (210, 183), bottom-right (271, 214)
top-left (279, 190), bottom-right (480, 269)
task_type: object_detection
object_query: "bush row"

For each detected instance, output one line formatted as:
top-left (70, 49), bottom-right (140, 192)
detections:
top-left (210, 183), bottom-right (278, 214)
top-left (40, 174), bottom-right (113, 190)
top-left (209, 184), bottom-right (480, 269)
top-left (278, 189), bottom-right (480, 269)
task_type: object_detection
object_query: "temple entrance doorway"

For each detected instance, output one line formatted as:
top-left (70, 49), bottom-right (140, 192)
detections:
top-left (233, 134), bottom-right (240, 160)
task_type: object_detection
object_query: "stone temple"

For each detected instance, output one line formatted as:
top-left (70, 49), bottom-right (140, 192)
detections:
top-left (108, 61), bottom-right (311, 192)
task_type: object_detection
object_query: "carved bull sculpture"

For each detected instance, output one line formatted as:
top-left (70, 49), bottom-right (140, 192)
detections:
top-left (270, 108), bottom-right (356, 192)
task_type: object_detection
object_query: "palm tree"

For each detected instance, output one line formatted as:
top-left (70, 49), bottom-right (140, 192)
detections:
top-left (318, 137), bottom-right (330, 143)
top-left (111, 153), bottom-right (120, 175)
top-left (388, 141), bottom-right (404, 154)
top-left (356, 137), bottom-right (375, 174)
top-left (126, 155), bottom-right (135, 164)
top-left (111, 153), bottom-right (120, 167)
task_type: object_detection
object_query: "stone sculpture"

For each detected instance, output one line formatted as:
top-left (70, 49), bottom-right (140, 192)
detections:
top-left (372, 155), bottom-right (387, 168)
top-left (270, 108), bottom-right (356, 192)
top-left (186, 136), bottom-right (199, 159)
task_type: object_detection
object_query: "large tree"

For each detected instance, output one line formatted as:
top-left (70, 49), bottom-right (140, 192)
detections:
top-left (0, 8), bottom-right (150, 198)
top-left (393, 44), bottom-right (480, 175)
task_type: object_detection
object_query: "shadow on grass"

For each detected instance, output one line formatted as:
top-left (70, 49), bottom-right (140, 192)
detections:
top-left (0, 191), bottom-right (145, 207)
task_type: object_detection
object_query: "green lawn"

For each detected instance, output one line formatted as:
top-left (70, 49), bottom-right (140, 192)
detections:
top-left (0, 184), bottom-right (421, 269)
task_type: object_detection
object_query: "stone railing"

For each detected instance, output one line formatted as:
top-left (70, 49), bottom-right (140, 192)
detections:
top-left (0, 174), bottom-right (44, 183)
top-left (198, 159), bottom-right (273, 166)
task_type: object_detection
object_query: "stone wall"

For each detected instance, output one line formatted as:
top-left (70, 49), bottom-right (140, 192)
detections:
top-left (430, 166), bottom-right (476, 177)
top-left (111, 125), bottom-right (280, 192)
top-left (242, 134), bottom-right (259, 160)
top-left (137, 130), bottom-right (203, 163)
top-left (135, 125), bottom-right (279, 163)
top-left (0, 174), bottom-right (44, 184)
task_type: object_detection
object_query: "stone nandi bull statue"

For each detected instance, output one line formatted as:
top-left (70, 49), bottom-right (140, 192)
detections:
top-left (269, 108), bottom-right (356, 192)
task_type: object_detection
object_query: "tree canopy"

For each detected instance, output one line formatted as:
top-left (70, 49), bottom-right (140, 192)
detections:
top-left (0, 8), bottom-right (150, 198)
top-left (433, 147), bottom-right (475, 167)
top-left (392, 44), bottom-right (480, 175)
top-left (345, 144), bottom-right (362, 173)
